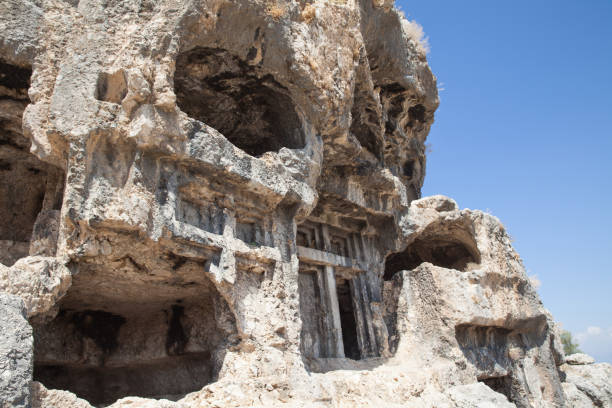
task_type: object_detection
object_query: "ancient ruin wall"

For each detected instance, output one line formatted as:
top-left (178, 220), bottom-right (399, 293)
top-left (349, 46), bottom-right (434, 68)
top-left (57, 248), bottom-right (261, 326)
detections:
top-left (0, 0), bottom-right (610, 407)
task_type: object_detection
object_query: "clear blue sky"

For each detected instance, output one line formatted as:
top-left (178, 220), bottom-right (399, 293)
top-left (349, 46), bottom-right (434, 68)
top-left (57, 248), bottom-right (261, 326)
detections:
top-left (396, 0), bottom-right (612, 362)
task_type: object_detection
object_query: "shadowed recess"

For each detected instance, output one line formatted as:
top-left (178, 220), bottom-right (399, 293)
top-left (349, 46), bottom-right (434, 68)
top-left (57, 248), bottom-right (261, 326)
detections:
top-left (174, 47), bottom-right (305, 157)
top-left (337, 278), bottom-right (360, 360)
top-left (455, 324), bottom-right (527, 406)
top-left (0, 61), bottom-right (64, 266)
top-left (384, 232), bottom-right (480, 280)
top-left (95, 70), bottom-right (127, 104)
top-left (0, 61), bottom-right (31, 91)
top-left (33, 252), bottom-right (238, 406)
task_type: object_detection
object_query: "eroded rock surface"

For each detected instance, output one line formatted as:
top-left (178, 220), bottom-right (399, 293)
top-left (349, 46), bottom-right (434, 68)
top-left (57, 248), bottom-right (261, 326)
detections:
top-left (0, 0), bottom-right (609, 407)
top-left (0, 293), bottom-right (32, 408)
top-left (560, 355), bottom-right (612, 407)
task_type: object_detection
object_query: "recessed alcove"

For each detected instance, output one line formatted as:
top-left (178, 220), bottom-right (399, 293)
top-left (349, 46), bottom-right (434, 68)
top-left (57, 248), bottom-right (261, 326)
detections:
top-left (456, 325), bottom-right (518, 404)
top-left (480, 376), bottom-right (513, 401)
top-left (95, 70), bottom-right (127, 104)
top-left (336, 278), bottom-right (360, 360)
top-left (0, 60), bottom-right (64, 266)
top-left (298, 262), bottom-right (384, 367)
top-left (403, 160), bottom-right (415, 178)
top-left (33, 250), bottom-right (238, 406)
top-left (384, 232), bottom-right (480, 280)
top-left (298, 264), bottom-right (365, 361)
top-left (174, 47), bottom-right (305, 157)
top-left (407, 104), bottom-right (426, 126)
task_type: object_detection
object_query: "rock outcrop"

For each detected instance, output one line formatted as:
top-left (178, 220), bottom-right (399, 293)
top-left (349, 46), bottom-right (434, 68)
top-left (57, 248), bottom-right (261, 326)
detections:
top-left (0, 0), bottom-right (610, 407)
top-left (561, 354), bottom-right (612, 407)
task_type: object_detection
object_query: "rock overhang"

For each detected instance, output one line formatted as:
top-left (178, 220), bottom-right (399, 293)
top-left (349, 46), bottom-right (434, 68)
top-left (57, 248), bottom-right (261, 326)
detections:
top-left (1, 0), bottom-right (608, 407)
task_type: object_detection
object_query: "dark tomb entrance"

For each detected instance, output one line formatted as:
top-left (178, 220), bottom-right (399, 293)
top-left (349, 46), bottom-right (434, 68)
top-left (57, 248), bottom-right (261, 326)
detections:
top-left (336, 278), bottom-right (360, 360)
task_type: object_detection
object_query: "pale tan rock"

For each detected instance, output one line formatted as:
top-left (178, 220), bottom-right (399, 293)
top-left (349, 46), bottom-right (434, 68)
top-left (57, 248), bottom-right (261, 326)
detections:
top-left (0, 256), bottom-right (71, 320)
top-left (0, 293), bottom-right (32, 408)
top-left (445, 383), bottom-right (516, 407)
top-left (31, 382), bottom-right (91, 408)
top-left (560, 362), bottom-right (612, 407)
top-left (0, 0), bottom-right (605, 407)
top-left (566, 353), bottom-right (597, 365)
top-left (562, 382), bottom-right (596, 408)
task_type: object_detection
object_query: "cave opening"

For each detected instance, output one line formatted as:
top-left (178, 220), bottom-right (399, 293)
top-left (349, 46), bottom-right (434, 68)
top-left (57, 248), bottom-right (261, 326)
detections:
top-left (403, 160), bottom-right (414, 179)
top-left (408, 104), bottom-right (426, 125)
top-left (0, 60), bottom-right (64, 266)
top-left (384, 234), bottom-right (480, 280)
top-left (32, 250), bottom-right (238, 406)
top-left (480, 376), bottom-right (513, 402)
top-left (336, 278), bottom-right (360, 360)
top-left (456, 324), bottom-right (523, 405)
top-left (174, 47), bottom-right (305, 157)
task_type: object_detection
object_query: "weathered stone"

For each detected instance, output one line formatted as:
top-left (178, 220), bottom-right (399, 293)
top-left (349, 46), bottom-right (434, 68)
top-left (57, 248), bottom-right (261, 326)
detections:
top-left (0, 0), bottom-right (42, 67)
top-left (445, 383), bottom-right (516, 407)
top-left (0, 292), bottom-right (32, 408)
top-left (560, 362), bottom-right (612, 407)
top-left (0, 256), bottom-right (71, 320)
top-left (562, 382), bottom-right (597, 408)
top-left (566, 353), bottom-right (596, 365)
top-left (31, 382), bottom-right (91, 408)
top-left (0, 0), bottom-right (607, 407)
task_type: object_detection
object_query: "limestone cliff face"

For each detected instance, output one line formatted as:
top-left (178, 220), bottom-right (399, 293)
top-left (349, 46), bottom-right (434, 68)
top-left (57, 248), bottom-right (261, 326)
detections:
top-left (0, 0), bottom-right (609, 407)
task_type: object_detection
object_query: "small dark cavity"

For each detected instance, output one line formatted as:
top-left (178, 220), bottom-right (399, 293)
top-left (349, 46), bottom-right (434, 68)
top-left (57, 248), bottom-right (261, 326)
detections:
top-left (167, 252), bottom-right (188, 271)
top-left (187, 121), bottom-right (202, 140)
top-left (0, 60), bottom-right (31, 91)
top-left (246, 47), bottom-right (258, 61)
top-left (480, 376), bottom-right (514, 402)
top-left (166, 305), bottom-right (188, 356)
top-left (380, 83), bottom-right (405, 94)
top-left (123, 255), bottom-right (147, 273)
top-left (384, 237), bottom-right (479, 280)
top-left (72, 310), bottom-right (126, 354)
top-left (95, 71), bottom-right (128, 104)
top-left (337, 279), bottom-right (360, 360)
top-left (403, 160), bottom-right (415, 178)
top-left (408, 104), bottom-right (426, 123)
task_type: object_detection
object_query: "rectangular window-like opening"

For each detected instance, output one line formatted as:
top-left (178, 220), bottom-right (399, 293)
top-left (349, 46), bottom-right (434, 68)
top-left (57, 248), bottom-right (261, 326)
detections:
top-left (336, 278), bottom-right (360, 360)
